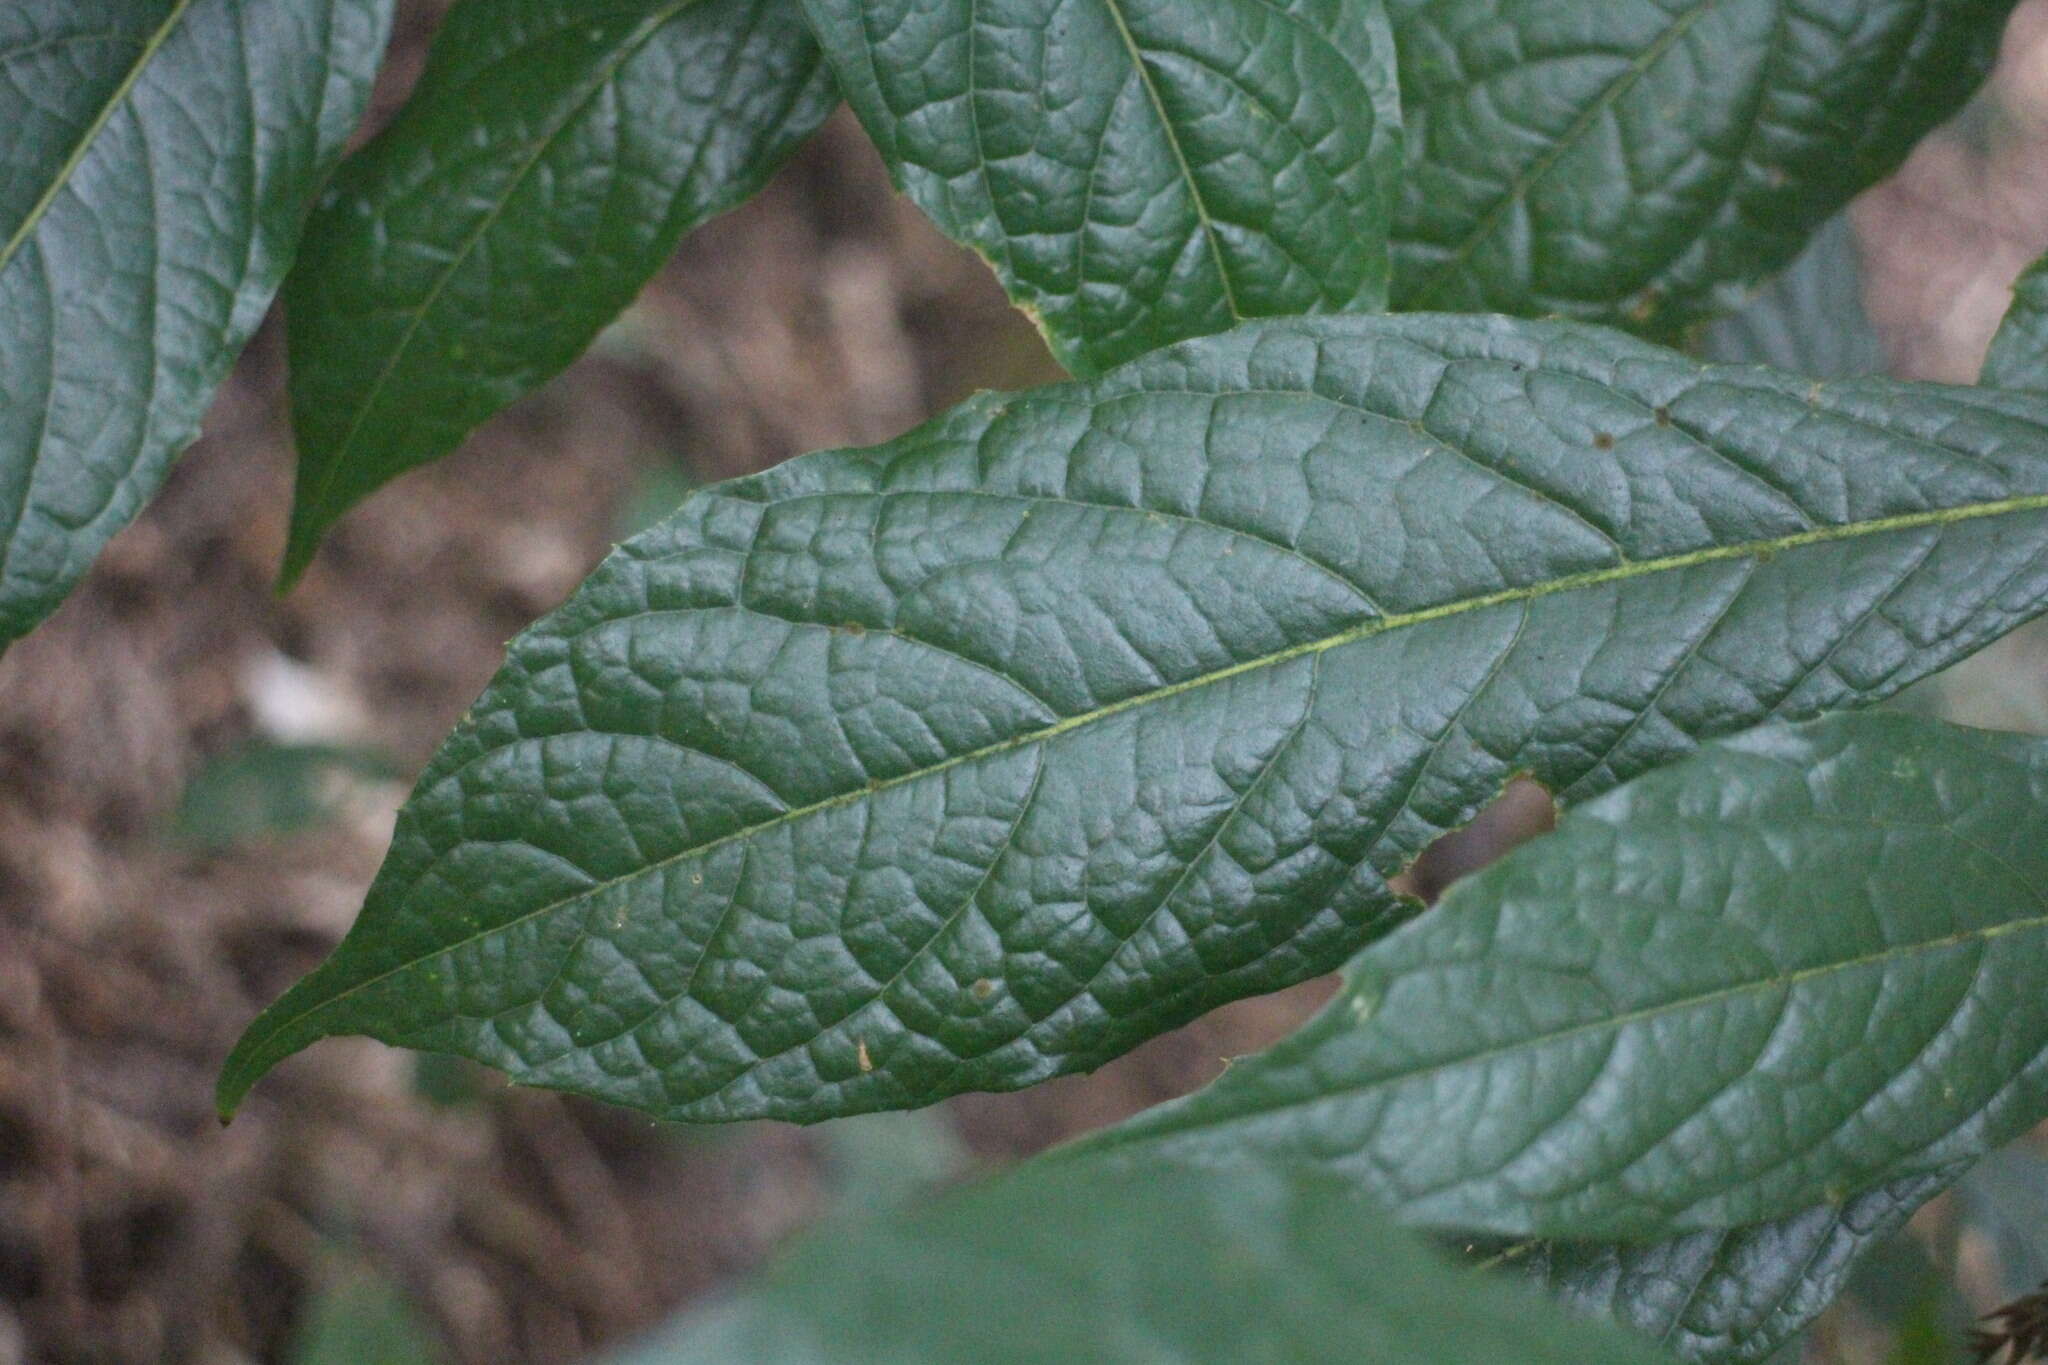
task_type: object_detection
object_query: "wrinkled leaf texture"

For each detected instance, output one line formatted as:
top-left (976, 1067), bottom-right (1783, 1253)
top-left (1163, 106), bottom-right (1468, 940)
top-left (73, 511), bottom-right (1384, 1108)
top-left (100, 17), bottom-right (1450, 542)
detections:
top-left (1390, 0), bottom-right (2014, 334)
top-left (615, 1161), bottom-right (1676, 1364)
top-left (220, 314), bottom-right (2048, 1125)
top-left (0, 0), bottom-right (391, 644)
top-left (1078, 713), bottom-right (2048, 1240)
top-left (798, 0), bottom-right (1404, 376)
top-left (279, 0), bottom-right (836, 584)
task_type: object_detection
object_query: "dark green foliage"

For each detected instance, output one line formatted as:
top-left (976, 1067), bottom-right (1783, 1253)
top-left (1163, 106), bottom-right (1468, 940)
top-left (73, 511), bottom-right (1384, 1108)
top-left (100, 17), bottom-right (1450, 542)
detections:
top-left (1985, 256), bottom-right (2048, 393)
top-left (799, 0), bottom-right (1405, 374)
top-left (1077, 714), bottom-right (2048, 1238)
top-left (279, 0), bottom-right (835, 582)
top-left (1387, 0), bottom-right (2014, 334)
top-left (616, 1161), bottom-right (1679, 1364)
top-left (221, 316), bottom-right (2048, 1125)
top-left (0, 0), bottom-right (392, 644)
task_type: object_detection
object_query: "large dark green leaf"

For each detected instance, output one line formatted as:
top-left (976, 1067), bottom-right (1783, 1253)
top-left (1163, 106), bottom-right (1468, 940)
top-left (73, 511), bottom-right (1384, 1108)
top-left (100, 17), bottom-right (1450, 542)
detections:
top-left (613, 1161), bottom-right (1676, 1364)
top-left (1076, 713), bottom-right (2048, 1239)
top-left (1984, 255), bottom-right (2048, 393)
top-left (279, 0), bottom-right (835, 584)
top-left (797, 0), bottom-right (1402, 376)
top-left (1506, 1171), bottom-right (1958, 1362)
top-left (1390, 0), bottom-right (2013, 334)
top-left (0, 0), bottom-right (392, 645)
top-left (218, 314), bottom-right (2048, 1125)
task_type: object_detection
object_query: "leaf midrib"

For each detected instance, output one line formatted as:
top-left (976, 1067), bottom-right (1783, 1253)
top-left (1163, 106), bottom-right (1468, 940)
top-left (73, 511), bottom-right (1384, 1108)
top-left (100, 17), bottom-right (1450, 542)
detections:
top-left (229, 488), bottom-right (2048, 1066)
top-left (0, 0), bottom-right (197, 275)
top-left (1098, 0), bottom-right (1244, 323)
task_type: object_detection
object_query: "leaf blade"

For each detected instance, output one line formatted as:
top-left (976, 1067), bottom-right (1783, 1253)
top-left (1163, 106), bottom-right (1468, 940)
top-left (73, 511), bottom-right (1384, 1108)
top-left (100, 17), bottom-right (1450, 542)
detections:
top-left (1077, 712), bottom-right (2048, 1239)
top-left (1390, 0), bottom-right (2014, 334)
top-left (0, 0), bottom-right (392, 644)
top-left (798, 0), bottom-right (1403, 375)
top-left (616, 1160), bottom-right (1677, 1364)
top-left (279, 0), bottom-right (836, 583)
top-left (1701, 215), bottom-right (1886, 379)
top-left (1506, 1171), bottom-right (1958, 1363)
top-left (1984, 255), bottom-right (2048, 393)
top-left (220, 314), bottom-right (2048, 1124)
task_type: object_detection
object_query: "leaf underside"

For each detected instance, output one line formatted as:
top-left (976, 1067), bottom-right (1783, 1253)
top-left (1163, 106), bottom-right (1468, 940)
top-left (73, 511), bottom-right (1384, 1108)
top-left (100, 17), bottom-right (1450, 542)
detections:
top-left (1079, 713), bottom-right (2048, 1241)
top-left (0, 0), bottom-right (392, 644)
top-left (1389, 0), bottom-right (2014, 335)
top-left (280, 0), bottom-right (835, 583)
top-left (617, 1161), bottom-right (1675, 1365)
top-left (798, 0), bottom-right (1404, 376)
top-left (220, 313), bottom-right (2048, 1126)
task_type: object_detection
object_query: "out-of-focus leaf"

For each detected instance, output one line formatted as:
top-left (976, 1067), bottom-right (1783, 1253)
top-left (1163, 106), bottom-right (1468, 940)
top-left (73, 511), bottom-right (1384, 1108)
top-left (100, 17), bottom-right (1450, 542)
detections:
top-left (613, 1162), bottom-right (1677, 1364)
top-left (289, 1262), bottom-right (442, 1365)
top-left (171, 742), bottom-right (395, 850)
top-left (1703, 215), bottom-right (1886, 378)
top-left (816, 1110), bottom-right (969, 1215)
top-left (1957, 1149), bottom-right (2048, 1301)
top-left (1984, 255), bottom-right (2048, 394)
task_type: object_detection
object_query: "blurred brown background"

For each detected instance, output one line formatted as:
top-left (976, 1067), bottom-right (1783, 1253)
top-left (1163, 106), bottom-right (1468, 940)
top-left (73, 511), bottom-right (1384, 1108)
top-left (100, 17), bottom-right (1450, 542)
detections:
top-left (2, 3), bottom-right (2046, 1362)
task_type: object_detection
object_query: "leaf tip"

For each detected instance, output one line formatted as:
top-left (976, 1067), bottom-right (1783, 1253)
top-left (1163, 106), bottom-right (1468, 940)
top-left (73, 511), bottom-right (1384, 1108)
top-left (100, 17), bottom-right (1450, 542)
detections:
top-left (274, 517), bottom-right (322, 594)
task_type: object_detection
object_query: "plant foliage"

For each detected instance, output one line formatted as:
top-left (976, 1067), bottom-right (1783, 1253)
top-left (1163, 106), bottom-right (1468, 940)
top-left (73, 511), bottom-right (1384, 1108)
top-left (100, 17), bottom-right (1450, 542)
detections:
top-left (0, 0), bottom-right (2041, 1358)
top-left (220, 316), bottom-right (2048, 1126)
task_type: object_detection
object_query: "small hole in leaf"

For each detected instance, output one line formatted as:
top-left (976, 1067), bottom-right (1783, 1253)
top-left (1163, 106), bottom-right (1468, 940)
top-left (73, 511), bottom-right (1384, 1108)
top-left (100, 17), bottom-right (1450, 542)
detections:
top-left (1593, 432), bottom-right (1615, 451)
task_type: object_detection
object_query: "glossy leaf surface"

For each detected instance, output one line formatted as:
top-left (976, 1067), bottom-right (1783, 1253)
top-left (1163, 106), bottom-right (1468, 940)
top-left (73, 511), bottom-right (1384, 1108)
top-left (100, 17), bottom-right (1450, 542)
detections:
top-left (0, 0), bottom-right (391, 643)
top-left (615, 1162), bottom-right (1675, 1364)
top-left (1510, 1171), bottom-right (1956, 1362)
top-left (1389, 0), bottom-right (2013, 334)
top-left (1082, 713), bottom-right (2048, 1238)
top-left (798, 0), bottom-right (1402, 375)
top-left (280, 0), bottom-right (835, 583)
top-left (1984, 255), bottom-right (2048, 394)
top-left (220, 314), bottom-right (2048, 1124)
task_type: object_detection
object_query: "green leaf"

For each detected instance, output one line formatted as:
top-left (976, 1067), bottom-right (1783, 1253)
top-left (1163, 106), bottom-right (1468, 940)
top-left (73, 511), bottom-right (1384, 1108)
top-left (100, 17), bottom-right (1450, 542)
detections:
top-left (1983, 255), bottom-right (2048, 393)
top-left (279, 0), bottom-right (835, 585)
top-left (1389, 0), bottom-right (2014, 335)
top-left (171, 741), bottom-right (396, 850)
top-left (1504, 1171), bottom-right (1958, 1363)
top-left (1955, 1148), bottom-right (2048, 1299)
top-left (1702, 215), bottom-right (1886, 379)
top-left (0, 0), bottom-right (392, 645)
top-left (611, 1161), bottom-right (1678, 1364)
top-left (1077, 712), bottom-right (2048, 1239)
top-left (289, 1259), bottom-right (444, 1365)
top-left (219, 314), bottom-right (2048, 1125)
top-left (797, 0), bottom-right (1402, 376)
